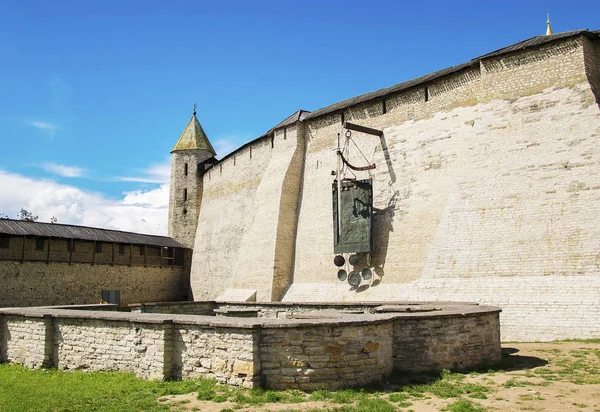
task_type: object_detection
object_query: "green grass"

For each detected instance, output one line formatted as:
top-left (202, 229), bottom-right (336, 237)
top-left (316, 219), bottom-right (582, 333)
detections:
top-left (4, 342), bottom-right (600, 412)
top-left (400, 369), bottom-right (491, 399)
top-left (441, 399), bottom-right (487, 412)
top-left (0, 364), bottom-right (205, 411)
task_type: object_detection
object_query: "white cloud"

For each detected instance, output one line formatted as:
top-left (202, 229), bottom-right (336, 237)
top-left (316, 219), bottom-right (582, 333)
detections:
top-left (41, 163), bottom-right (86, 178)
top-left (30, 121), bottom-right (60, 132)
top-left (116, 159), bottom-right (170, 184)
top-left (0, 170), bottom-right (169, 235)
top-left (214, 139), bottom-right (238, 158)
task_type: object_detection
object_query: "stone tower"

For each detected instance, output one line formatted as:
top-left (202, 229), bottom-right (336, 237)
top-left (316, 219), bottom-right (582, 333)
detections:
top-left (168, 109), bottom-right (216, 249)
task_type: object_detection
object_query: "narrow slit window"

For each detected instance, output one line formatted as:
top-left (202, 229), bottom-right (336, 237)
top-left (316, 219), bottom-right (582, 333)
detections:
top-left (284, 128), bottom-right (287, 140)
top-left (425, 87), bottom-right (429, 102)
top-left (382, 100), bottom-right (387, 114)
top-left (184, 163), bottom-right (188, 176)
top-left (183, 188), bottom-right (188, 201)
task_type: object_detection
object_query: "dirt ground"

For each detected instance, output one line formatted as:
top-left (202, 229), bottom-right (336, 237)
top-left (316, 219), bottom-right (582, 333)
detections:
top-left (160, 342), bottom-right (600, 412)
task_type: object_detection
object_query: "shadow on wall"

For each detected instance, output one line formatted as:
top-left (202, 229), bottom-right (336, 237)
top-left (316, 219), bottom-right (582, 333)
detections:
top-left (349, 132), bottom-right (401, 293)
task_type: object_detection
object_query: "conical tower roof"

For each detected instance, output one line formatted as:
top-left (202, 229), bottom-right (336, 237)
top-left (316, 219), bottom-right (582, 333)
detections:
top-left (171, 114), bottom-right (217, 155)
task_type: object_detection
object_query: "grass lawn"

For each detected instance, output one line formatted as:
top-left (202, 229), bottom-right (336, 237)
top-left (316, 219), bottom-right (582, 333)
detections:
top-left (1, 341), bottom-right (600, 411)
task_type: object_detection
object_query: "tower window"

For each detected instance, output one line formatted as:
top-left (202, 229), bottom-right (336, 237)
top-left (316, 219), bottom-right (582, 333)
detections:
top-left (184, 163), bottom-right (188, 176)
top-left (183, 188), bottom-right (188, 201)
top-left (425, 87), bottom-right (430, 102)
top-left (183, 208), bottom-right (188, 215)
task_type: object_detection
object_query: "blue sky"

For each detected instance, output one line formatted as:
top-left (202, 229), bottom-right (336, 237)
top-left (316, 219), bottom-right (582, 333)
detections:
top-left (1, 0), bottom-right (598, 233)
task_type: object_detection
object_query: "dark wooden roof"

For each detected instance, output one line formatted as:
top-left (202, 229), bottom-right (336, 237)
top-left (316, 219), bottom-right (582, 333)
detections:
top-left (303, 61), bottom-right (474, 121)
top-left (0, 219), bottom-right (186, 248)
top-left (474, 30), bottom-right (596, 60)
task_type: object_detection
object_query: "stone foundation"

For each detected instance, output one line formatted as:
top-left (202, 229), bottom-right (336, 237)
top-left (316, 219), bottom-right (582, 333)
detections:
top-left (0, 301), bottom-right (501, 389)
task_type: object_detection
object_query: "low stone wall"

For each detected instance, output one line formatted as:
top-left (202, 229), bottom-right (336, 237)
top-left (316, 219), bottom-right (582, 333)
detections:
top-left (260, 320), bottom-right (393, 390)
top-left (0, 302), bottom-right (501, 389)
top-left (392, 311), bottom-right (502, 372)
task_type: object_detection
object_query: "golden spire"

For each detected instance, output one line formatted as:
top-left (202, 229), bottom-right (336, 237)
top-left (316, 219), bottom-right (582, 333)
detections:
top-left (546, 10), bottom-right (553, 35)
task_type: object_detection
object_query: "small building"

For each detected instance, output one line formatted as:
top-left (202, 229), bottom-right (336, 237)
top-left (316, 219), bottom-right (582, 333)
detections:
top-left (0, 219), bottom-right (190, 307)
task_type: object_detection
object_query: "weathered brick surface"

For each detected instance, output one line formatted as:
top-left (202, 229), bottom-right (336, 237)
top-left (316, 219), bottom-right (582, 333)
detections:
top-left (169, 150), bottom-right (213, 249)
top-left (393, 312), bottom-right (502, 372)
top-left (260, 322), bottom-right (393, 390)
top-left (174, 326), bottom-right (260, 387)
top-left (0, 315), bottom-right (50, 368)
top-left (190, 125), bottom-right (305, 302)
top-left (54, 318), bottom-right (170, 379)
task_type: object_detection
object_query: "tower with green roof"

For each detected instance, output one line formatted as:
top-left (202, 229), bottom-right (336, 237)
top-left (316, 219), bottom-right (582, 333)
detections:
top-left (168, 108), bottom-right (216, 249)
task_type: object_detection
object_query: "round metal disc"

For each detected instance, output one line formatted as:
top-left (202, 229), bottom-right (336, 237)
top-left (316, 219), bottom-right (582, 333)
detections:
top-left (337, 269), bottom-right (347, 281)
top-left (361, 268), bottom-right (372, 280)
top-left (348, 271), bottom-right (361, 287)
top-left (348, 254), bottom-right (360, 266)
top-left (334, 255), bottom-right (345, 267)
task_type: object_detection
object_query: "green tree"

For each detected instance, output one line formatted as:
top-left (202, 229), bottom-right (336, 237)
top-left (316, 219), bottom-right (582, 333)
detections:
top-left (18, 208), bottom-right (39, 222)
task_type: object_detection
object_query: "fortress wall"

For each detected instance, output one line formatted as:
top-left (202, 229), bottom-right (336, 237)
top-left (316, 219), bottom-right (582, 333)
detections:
top-left (190, 138), bottom-right (272, 301)
top-left (191, 126), bottom-right (305, 301)
top-left (285, 38), bottom-right (600, 341)
top-left (292, 57), bottom-right (484, 284)
top-left (0, 260), bottom-right (185, 307)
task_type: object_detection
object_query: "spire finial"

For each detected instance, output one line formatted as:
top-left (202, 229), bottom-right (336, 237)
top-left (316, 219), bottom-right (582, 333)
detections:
top-left (546, 10), bottom-right (553, 35)
top-left (193, 103), bottom-right (197, 117)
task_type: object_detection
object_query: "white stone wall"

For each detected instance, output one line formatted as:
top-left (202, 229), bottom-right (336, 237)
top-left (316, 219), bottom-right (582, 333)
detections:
top-left (0, 315), bottom-right (49, 368)
top-left (174, 325), bottom-right (259, 387)
top-left (260, 322), bottom-right (393, 390)
top-left (54, 318), bottom-right (170, 379)
top-left (190, 125), bottom-right (305, 302)
top-left (190, 35), bottom-right (600, 341)
top-left (0, 303), bottom-right (501, 387)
